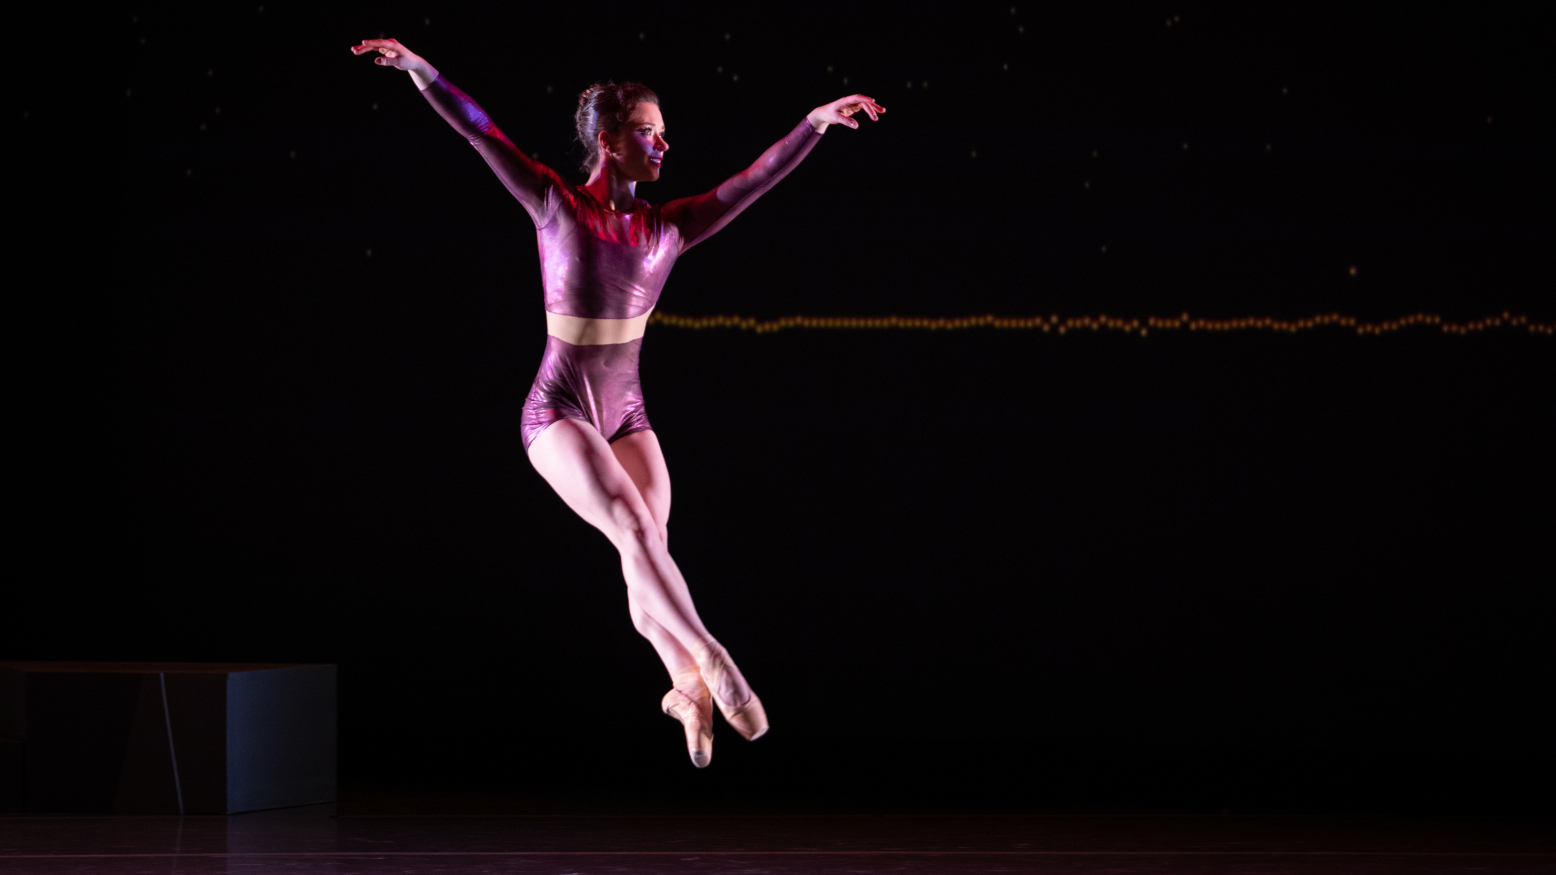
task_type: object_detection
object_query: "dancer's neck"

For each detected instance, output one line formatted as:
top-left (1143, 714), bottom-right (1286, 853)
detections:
top-left (582, 164), bottom-right (638, 213)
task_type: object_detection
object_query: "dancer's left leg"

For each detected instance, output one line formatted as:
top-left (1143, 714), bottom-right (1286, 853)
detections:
top-left (610, 431), bottom-right (766, 740)
top-left (610, 430), bottom-right (698, 677)
top-left (611, 430), bottom-right (719, 762)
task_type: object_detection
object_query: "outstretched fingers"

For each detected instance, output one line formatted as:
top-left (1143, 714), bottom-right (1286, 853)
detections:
top-left (350, 38), bottom-right (420, 71)
top-left (349, 38), bottom-right (403, 56)
top-left (835, 95), bottom-right (886, 126)
top-left (810, 94), bottom-right (886, 132)
top-left (841, 97), bottom-right (884, 122)
top-left (854, 97), bottom-right (886, 121)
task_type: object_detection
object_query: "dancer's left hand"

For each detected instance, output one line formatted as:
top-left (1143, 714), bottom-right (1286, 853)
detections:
top-left (808, 95), bottom-right (886, 133)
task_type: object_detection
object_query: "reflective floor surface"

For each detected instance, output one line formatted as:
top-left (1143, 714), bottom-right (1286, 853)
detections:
top-left (3, 801), bottom-right (1552, 874)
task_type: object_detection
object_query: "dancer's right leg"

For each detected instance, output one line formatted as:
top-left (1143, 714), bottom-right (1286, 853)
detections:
top-left (527, 418), bottom-right (713, 655)
top-left (609, 430), bottom-right (702, 679)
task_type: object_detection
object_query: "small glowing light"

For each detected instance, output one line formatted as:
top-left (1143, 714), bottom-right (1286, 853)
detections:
top-left (1084, 180), bottom-right (1090, 189)
top-left (1010, 6), bottom-right (1017, 13)
top-left (724, 32), bottom-right (731, 41)
top-left (259, 5), bottom-right (264, 12)
top-left (826, 65), bottom-right (833, 73)
top-left (185, 168), bottom-right (192, 177)
top-left (1182, 142), bottom-right (1189, 150)
top-left (1281, 86), bottom-right (1289, 94)
top-left (140, 37), bottom-right (146, 45)
top-left (716, 66), bottom-right (722, 73)
top-left (1349, 265), bottom-right (1358, 276)
top-left (371, 101), bottom-right (378, 110)
top-left (1017, 24), bottom-right (1025, 33)
top-left (366, 249), bottom-right (373, 258)
top-left (1486, 116), bottom-right (1492, 123)
top-left (732, 73), bottom-right (739, 82)
top-left (214, 106), bottom-right (221, 115)
top-left (1166, 18), bottom-right (1173, 26)
top-left (638, 32), bottom-right (645, 40)
top-left (906, 80), bottom-right (912, 89)
top-left (1091, 148), bottom-right (1098, 157)
top-left (1265, 143), bottom-right (1272, 151)
top-left (971, 150), bottom-right (978, 159)
top-left (1100, 245), bottom-right (1107, 253)
top-left (207, 68), bottom-right (214, 77)
top-left (126, 88), bottom-right (132, 98)
top-left (424, 17), bottom-right (430, 25)
top-left (199, 122), bottom-right (207, 131)
top-left (922, 80), bottom-right (929, 88)
top-left (842, 76), bottom-right (848, 85)
top-left (1002, 62), bottom-right (1009, 71)
top-left (546, 84), bottom-right (553, 93)
top-left (1174, 14), bottom-right (1180, 21)
top-left (289, 150), bottom-right (296, 159)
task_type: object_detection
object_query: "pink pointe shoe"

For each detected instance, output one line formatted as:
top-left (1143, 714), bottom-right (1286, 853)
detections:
top-left (692, 638), bottom-right (769, 741)
top-left (661, 665), bottom-right (713, 768)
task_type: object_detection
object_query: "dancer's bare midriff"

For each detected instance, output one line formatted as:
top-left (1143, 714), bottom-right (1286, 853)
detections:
top-left (546, 310), bottom-right (653, 346)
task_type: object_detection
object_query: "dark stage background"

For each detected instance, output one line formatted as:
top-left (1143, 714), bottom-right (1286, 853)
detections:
top-left (22, 2), bottom-right (1554, 812)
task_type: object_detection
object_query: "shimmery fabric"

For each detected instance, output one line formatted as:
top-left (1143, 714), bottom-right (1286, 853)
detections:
top-left (422, 75), bottom-right (823, 448)
top-left (421, 75), bottom-right (822, 318)
top-left (520, 335), bottom-right (651, 450)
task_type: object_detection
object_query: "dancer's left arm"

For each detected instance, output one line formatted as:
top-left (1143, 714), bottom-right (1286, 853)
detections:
top-left (664, 95), bottom-right (885, 251)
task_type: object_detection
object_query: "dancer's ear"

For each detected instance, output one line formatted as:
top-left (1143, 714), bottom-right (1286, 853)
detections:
top-left (598, 127), bottom-right (617, 162)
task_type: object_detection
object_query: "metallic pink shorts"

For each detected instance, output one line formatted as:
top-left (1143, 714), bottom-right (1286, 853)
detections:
top-left (521, 335), bottom-right (653, 452)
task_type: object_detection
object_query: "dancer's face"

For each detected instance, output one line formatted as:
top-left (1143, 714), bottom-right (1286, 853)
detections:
top-left (605, 102), bottom-right (668, 182)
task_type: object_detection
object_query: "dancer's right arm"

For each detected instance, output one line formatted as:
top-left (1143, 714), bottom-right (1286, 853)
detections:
top-left (351, 38), bottom-right (561, 228)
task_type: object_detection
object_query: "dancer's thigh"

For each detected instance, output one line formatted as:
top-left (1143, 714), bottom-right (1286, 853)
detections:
top-left (610, 430), bottom-right (670, 542)
top-left (528, 419), bottom-right (657, 547)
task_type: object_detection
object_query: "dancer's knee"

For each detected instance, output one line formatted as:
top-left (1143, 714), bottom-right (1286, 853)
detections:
top-left (628, 598), bottom-right (657, 636)
top-left (607, 495), bottom-right (662, 553)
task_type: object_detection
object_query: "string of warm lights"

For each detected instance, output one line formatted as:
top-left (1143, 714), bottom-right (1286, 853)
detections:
top-left (648, 311), bottom-right (1554, 336)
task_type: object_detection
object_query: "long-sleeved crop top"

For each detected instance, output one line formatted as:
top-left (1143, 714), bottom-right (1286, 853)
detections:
top-left (420, 75), bottom-right (823, 319)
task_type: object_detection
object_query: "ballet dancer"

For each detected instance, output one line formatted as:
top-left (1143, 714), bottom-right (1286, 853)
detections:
top-left (352, 37), bottom-right (883, 768)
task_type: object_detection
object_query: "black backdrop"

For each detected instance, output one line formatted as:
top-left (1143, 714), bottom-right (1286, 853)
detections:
top-left (21, 1), bottom-right (1554, 812)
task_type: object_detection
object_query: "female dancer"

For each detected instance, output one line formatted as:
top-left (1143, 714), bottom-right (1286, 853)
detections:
top-left (351, 37), bottom-right (883, 768)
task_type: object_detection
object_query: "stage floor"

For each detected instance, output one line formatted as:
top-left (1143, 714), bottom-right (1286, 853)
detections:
top-left (3, 794), bottom-right (1552, 875)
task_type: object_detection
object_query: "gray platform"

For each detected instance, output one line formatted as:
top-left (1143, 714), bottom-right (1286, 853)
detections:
top-left (0, 662), bottom-right (335, 813)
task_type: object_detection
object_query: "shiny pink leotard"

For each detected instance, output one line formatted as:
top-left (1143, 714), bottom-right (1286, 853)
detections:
top-left (421, 76), bottom-right (824, 449)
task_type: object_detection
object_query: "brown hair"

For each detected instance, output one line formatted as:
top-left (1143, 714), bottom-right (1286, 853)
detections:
top-left (574, 81), bottom-right (660, 174)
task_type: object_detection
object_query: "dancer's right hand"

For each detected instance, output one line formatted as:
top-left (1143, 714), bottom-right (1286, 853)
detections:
top-left (350, 38), bottom-right (438, 84)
